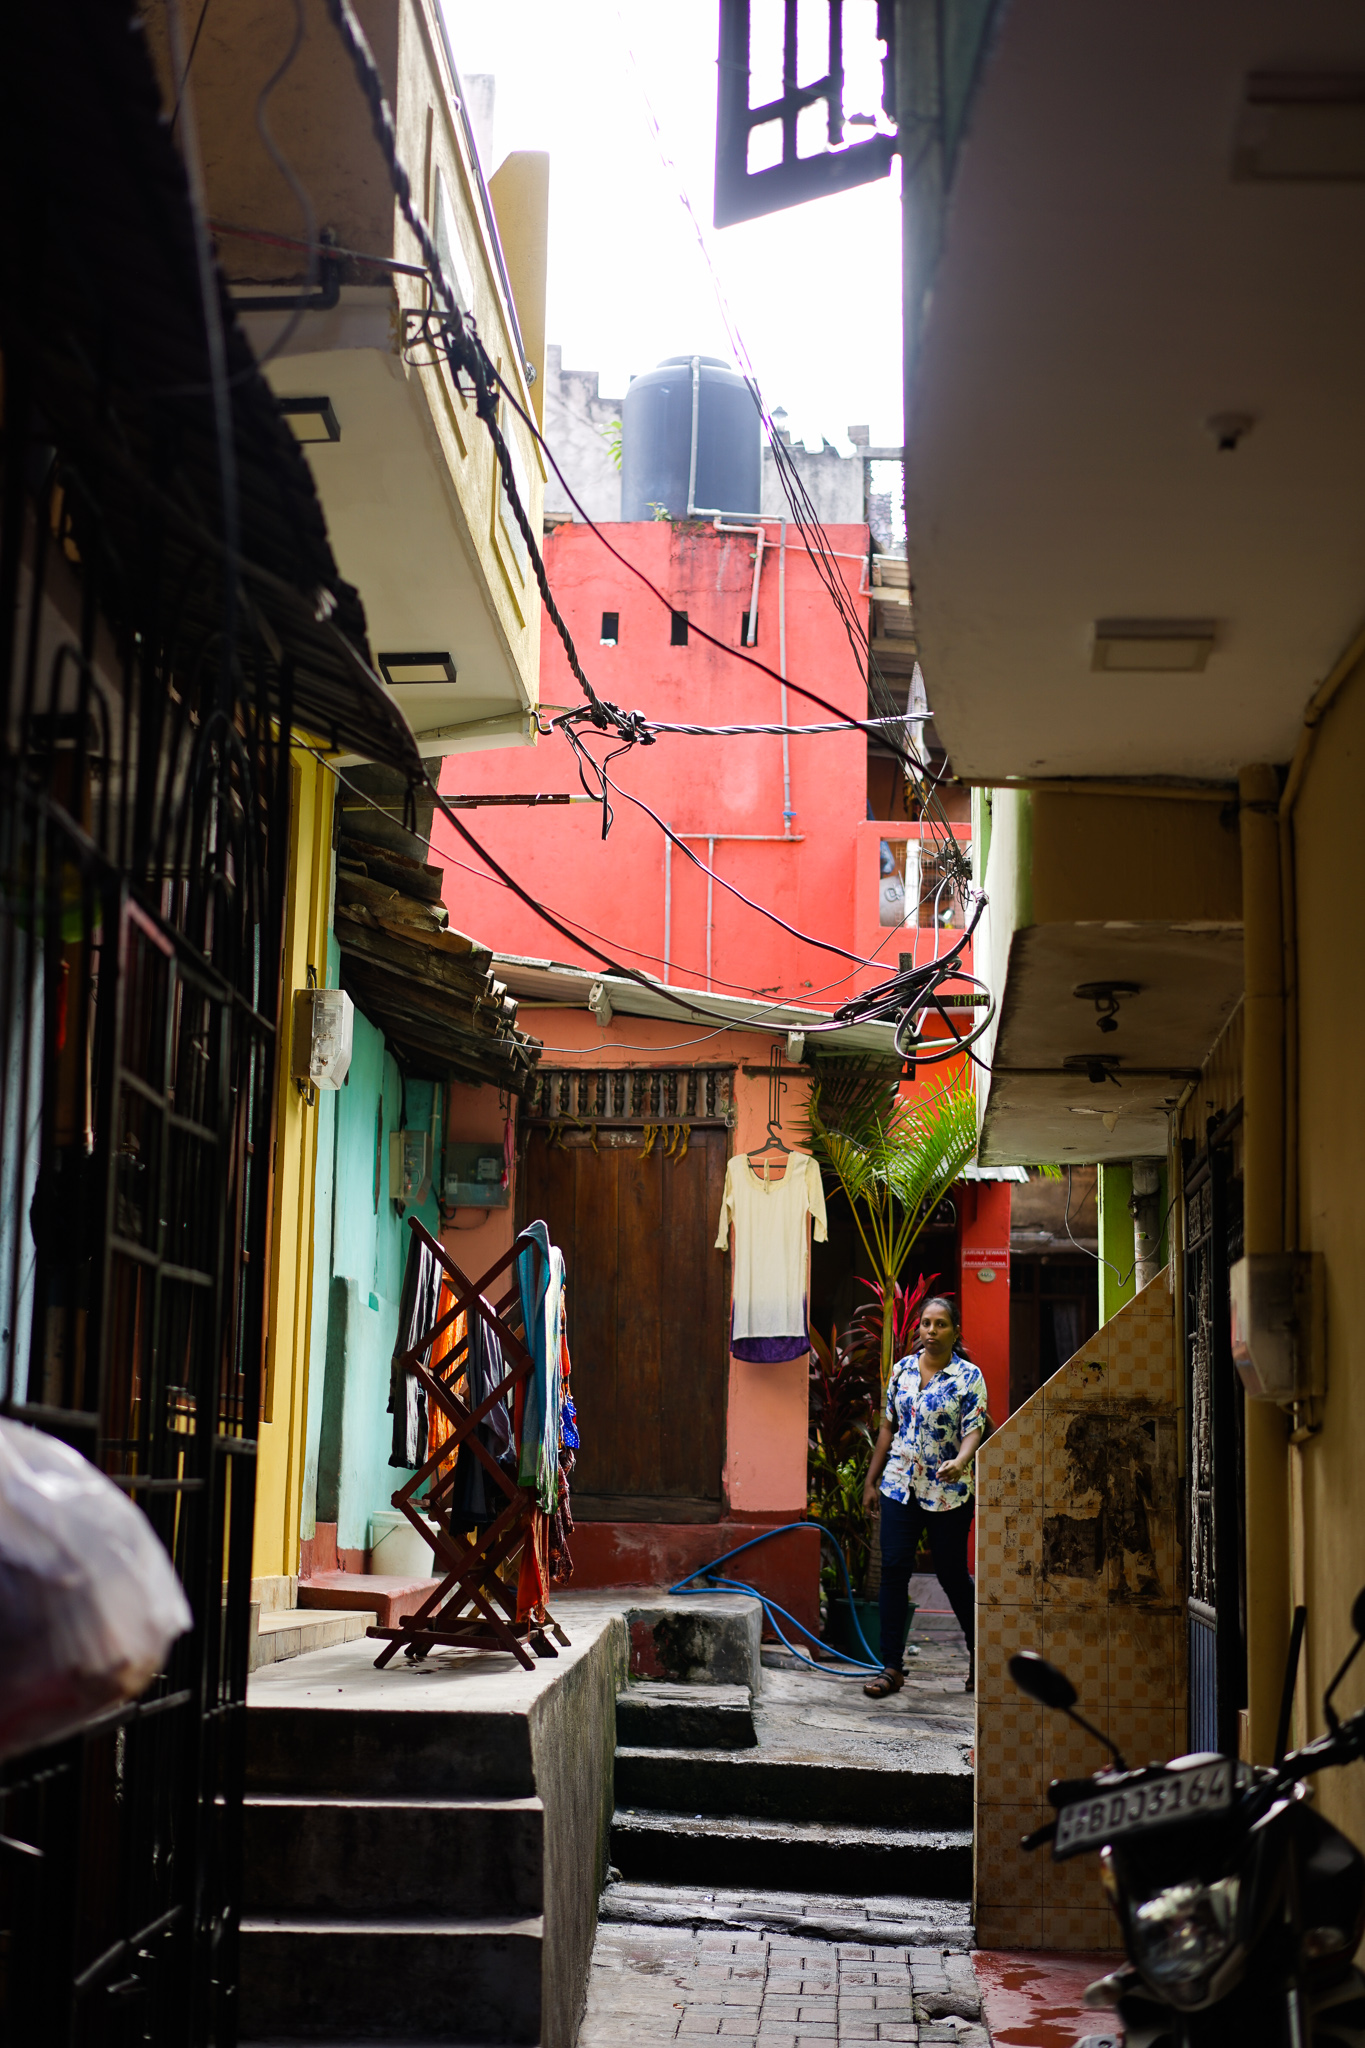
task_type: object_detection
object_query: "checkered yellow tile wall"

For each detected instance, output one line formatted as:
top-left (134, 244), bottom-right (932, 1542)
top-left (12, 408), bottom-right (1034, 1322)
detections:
top-left (974, 1266), bottom-right (1185, 1950)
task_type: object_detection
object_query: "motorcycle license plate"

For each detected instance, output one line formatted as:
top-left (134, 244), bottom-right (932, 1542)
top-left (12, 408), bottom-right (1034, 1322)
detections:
top-left (1053, 1759), bottom-right (1235, 1859)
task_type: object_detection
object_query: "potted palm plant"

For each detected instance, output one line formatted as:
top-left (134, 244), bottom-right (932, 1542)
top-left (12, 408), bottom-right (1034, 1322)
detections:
top-left (805, 1062), bottom-right (979, 1390)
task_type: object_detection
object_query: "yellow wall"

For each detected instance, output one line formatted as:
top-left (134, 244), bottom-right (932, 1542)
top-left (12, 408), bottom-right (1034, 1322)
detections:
top-left (1029, 792), bottom-right (1242, 924)
top-left (253, 748), bottom-right (336, 1580)
top-left (488, 152), bottom-right (550, 426)
top-left (1289, 652), bottom-right (1365, 1841)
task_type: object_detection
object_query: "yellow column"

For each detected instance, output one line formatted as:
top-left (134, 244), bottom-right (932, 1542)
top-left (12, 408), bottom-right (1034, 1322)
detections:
top-left (254, 751), bottom-right (335, 1584)
top-left (1238, 763), bottom-right (1291, 1762)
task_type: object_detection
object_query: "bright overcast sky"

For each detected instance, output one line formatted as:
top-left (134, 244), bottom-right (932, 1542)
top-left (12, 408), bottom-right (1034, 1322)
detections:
top-left (440, 1), bottom-right (904, 456)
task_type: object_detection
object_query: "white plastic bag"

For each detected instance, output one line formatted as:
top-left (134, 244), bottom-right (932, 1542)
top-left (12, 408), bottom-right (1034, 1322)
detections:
top-left (0, 1418), bottom-right (193, 1761)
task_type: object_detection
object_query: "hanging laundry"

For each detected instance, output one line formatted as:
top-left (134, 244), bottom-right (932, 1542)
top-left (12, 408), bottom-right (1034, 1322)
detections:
top-left (426, 1287), bottom-right (464, 1481)
top-left (387, 1233), bottom-right (443, 1467)
top-left (515, 1507), bottom-right (550, 1624)
top-left (451, 1303), bottom-right (517, 1526)
top-left (715, 1149), bottom-right (828, 1362)
top-left (548, 1332), bottom-right (578, 1586)
top-left (516, 1220), bottom-right (564, 1513)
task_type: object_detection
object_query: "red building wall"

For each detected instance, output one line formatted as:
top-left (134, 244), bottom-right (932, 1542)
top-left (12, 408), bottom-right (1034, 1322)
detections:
top-left (431, 519), bottom-right (998, 1621)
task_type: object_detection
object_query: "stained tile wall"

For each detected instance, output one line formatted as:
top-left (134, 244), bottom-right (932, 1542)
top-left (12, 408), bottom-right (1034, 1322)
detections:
top-left (974, 1266), bottom-right (1185, 1949)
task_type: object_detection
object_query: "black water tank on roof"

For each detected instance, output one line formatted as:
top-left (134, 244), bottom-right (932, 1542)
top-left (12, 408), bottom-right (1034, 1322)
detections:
top-left (620, 355), bottom-right (761, 522)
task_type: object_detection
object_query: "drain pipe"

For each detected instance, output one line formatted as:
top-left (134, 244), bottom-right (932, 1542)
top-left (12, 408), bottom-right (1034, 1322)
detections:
top-left (712, 513), bottom-right (794, 839)
top-left (686, 355), bottom-right (701, 518)
top-left (1130, 1160), bottom-right (1162, 1291)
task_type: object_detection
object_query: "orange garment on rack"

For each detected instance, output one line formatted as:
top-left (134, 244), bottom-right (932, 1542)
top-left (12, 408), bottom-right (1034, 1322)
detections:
top-left (426, 1283), bottom-right (465, 1487)
top-left (515, 1509), bottom-right (549, 1623)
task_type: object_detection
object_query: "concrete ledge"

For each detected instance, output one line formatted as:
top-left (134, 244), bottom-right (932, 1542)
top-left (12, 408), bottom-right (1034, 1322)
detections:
top-left (569, 1521), bottom-right (820, 1637)
top-left (299, 1570), bottom-right (444, 1630)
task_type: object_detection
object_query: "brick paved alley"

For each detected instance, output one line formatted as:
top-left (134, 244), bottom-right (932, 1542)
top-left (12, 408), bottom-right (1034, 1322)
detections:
top-left (579, 1921), bottom-right (990, 2048)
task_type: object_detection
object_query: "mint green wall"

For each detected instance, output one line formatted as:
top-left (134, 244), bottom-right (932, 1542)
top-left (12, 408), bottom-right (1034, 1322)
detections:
top-left (300, 933), bottom-right (341, 1543)
top-left (311, 1001), bottom-right (443, 1555)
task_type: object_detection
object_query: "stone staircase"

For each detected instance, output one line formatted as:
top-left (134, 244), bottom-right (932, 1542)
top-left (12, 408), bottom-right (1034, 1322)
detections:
top-left (237, 1600), bottom-right (625, 2046)
top-left (609, 1661), bottom-right (974, 1906)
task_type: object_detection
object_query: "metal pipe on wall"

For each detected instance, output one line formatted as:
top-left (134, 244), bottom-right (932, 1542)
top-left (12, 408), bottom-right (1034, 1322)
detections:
top-left (1238, 760), bottom-right (1292, 1765)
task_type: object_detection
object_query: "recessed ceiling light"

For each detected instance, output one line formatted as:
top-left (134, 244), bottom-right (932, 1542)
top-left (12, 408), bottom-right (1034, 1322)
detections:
top-left (1092, 619), bottom-right (1216, 673)
top-left (279, 395), bottom-right (340, 443)
top-left (378, 652), bottom-right (458, 688)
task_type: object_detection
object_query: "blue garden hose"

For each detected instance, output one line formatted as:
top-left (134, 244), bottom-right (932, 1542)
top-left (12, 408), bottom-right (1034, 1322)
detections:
top-left (668, 1520), bottom-right (903, 1678)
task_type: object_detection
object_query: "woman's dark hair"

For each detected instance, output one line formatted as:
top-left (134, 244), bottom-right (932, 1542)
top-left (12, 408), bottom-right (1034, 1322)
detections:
top-left (916, 1294), bottom-right (973, 1359)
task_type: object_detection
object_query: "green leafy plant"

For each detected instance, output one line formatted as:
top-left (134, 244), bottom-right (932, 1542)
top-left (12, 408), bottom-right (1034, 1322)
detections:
top-left (602, 418), bottom-right (623, 472)
top-left (805, 1062), bottom-right (978, 1389)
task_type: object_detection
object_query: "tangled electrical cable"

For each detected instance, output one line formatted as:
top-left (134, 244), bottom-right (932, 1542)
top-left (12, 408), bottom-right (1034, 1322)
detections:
top-left (318, 0), bottom-right (994, 1067)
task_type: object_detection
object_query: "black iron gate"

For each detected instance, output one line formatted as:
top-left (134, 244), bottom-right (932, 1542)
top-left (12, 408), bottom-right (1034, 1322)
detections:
top-left (0, 5), bottom-right (422, 2038)
top-left (1184, 1107), bottom-right (1246, 1755)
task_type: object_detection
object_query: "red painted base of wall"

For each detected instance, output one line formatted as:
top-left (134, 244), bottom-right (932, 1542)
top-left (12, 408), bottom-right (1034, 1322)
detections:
top-left (300, 1522), bottom-right (365, 1580)
top-left (569, 1519), bottom-right (821, 1639)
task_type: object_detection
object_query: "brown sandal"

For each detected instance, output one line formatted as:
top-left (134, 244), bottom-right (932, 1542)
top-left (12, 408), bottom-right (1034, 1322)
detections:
top-left (863, 1667), bottom-right (904, 1699)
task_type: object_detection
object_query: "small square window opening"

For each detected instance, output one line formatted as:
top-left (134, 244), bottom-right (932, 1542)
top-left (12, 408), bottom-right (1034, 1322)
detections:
top-left (600, 611), bottom-right (619, 646)
top-left (670, 609), bottom-right (689, 647)
top-left (739, 609), bottom-right (757, 645)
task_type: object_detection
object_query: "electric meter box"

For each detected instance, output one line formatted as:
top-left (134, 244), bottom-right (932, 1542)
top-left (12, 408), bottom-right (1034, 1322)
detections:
top-left (1230, 1251), bottom-right (1324, 1405)
top-left (388, 1129), bottom-right (432, 1207)
top-left (291, 987), bottom-right (354, 1089)
top-left (444, 1142), bottom-right (508, 1208)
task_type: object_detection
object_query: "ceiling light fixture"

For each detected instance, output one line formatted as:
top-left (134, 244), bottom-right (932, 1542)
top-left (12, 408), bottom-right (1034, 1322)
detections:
top-left (1074, 980), bottom-right (1141, 1034)
top-left (377, 652), bottom-right (458, 688)
top-left (1092, 620), bottom-right (1217, 673)
top-left (1063, 1053), bottom-right (1123, 1087)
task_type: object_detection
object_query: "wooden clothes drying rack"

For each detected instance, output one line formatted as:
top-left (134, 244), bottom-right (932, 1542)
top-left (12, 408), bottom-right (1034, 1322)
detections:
top-left (368, 1217), bottom-right (569, 1672)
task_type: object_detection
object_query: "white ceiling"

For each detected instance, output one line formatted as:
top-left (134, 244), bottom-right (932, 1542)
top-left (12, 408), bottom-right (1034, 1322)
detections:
top-left (980, 921), bottom-right (1245, 1163)
top-left (905, 0), bottom-right (1365, 781)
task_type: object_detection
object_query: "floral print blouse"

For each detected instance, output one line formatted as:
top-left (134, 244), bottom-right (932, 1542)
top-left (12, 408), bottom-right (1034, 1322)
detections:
top-left (880, 1352), bottom-right (988, 1511)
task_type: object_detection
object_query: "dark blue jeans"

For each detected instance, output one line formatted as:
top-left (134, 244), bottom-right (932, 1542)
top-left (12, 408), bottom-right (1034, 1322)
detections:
top-left (877, 1493), bottom-right (975, 1669)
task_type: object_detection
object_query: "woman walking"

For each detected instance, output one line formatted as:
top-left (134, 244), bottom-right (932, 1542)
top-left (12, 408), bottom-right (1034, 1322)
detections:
top-left (861, 1296), bottom-right (986, 1697)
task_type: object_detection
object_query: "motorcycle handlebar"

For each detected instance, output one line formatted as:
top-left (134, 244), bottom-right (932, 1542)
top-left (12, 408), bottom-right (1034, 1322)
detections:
top-left (1270, 1704), bottom-right (1365, 1792)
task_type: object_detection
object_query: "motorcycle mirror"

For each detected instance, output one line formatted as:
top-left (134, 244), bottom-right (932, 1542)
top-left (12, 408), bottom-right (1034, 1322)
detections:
top-left (1324, 1589), bottom-right (1365, 1733)
top-left (1009, 1651), bottom-right (1078, 1711)
top-left (1009, 1650), bottom-right (1129, 1768)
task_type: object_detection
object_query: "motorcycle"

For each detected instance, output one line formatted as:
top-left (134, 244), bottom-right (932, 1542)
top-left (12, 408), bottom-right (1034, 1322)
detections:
top-left (1008, 1588), bottom-right (1365, 2046)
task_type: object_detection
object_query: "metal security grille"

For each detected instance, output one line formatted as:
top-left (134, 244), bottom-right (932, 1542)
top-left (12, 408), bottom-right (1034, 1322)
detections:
top-left (0, 5), bottom-right (417, 2034)
top-left (526, 1065), bottom-right (736, 1127)
top-left (1183, 1110), bottom-right (1246, 1756)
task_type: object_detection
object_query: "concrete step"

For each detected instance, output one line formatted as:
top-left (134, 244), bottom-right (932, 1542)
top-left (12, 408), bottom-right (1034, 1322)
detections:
top-left (613, 1743), bottom-right (971, 1828)
top-left (299, 1572), bottom-right (446, 1633)
top-left (247, 1690), bottom-right (539, 1801)
top-left (250, 1608), bottom-right (376, 1673)
top-left (243, 1795), bottom-right (543, 1918)
top-left (610, 1807), bottom-right (973, 1899)
top-left (598, 1877), bottom-right (975, 1949)
top-left (614, 1682), bottom-right (755, 1750)
top-left (239, 1915), bottom-right (542, 2042)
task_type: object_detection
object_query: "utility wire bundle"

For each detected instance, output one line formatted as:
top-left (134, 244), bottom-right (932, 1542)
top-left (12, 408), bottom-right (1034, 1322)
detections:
top-left (316, 0), bottom-right (990, 1067)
